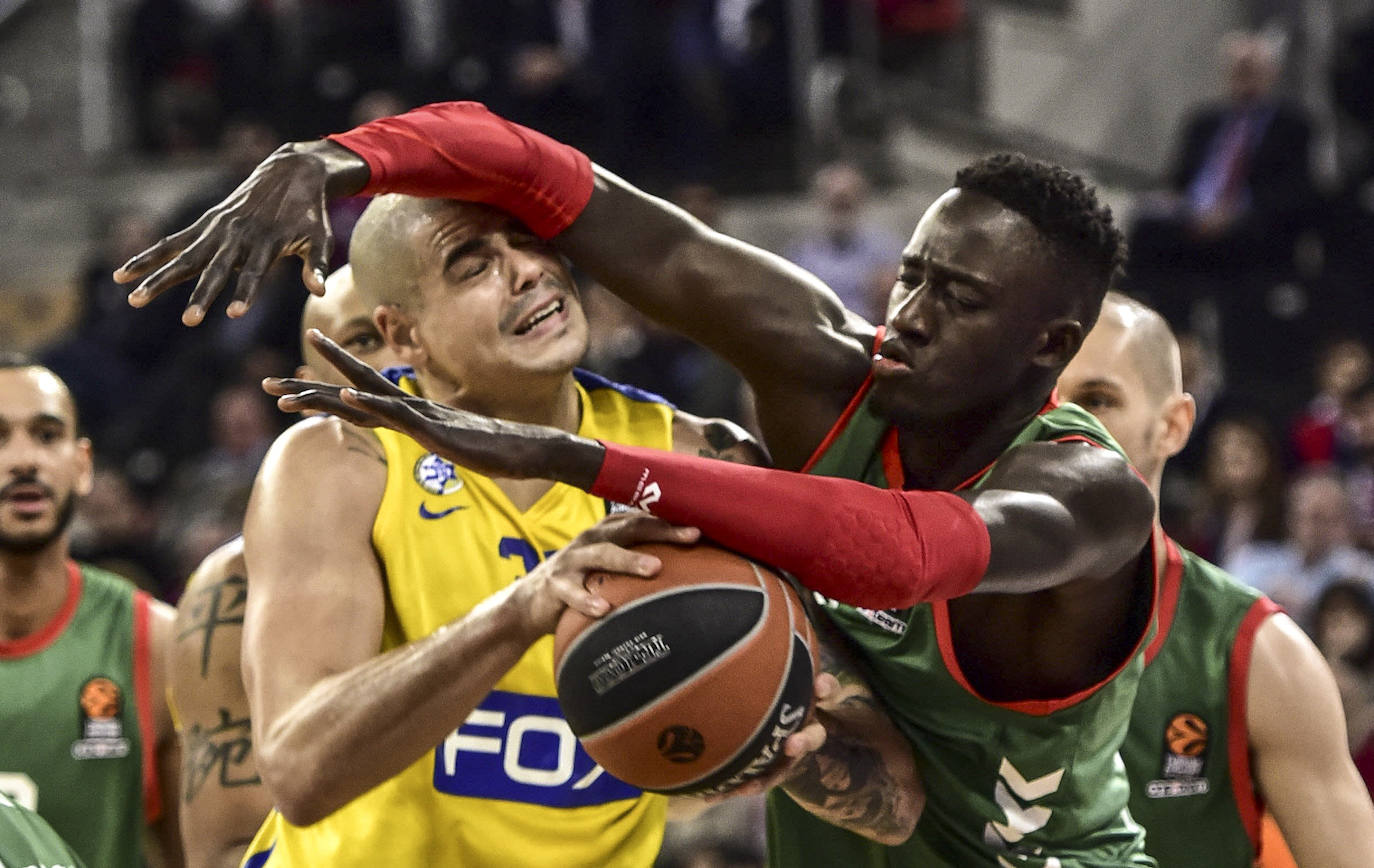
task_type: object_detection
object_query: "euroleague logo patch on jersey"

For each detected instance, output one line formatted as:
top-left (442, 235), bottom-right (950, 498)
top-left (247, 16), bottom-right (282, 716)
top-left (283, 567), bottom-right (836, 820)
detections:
top-left (414, 452), bottom-right (464, 496)
top-left (1145, 711), bottom-right (1210, 798)
top-left (71, 676), bottom-right (131, 760)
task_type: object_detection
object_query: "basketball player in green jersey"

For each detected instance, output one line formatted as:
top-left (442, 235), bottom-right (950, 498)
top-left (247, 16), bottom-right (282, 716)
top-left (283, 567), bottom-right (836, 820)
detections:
top-left (0, 355), bottom-right (183, 868)
top-left (168, 265), bottom-right (407, 868)
top-left (118, 104), bottom-right (1163, 864)
top-left (1057, 292), bottom-right (1374, 867)
top-left (0, 791), bottom-right (87, 867)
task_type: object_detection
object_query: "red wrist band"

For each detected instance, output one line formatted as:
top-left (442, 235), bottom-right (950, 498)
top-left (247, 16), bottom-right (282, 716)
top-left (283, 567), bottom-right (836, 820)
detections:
top-left (591, 443), bottom-right (990, 610)
top-left (327, 101), bottom-right (594, 239)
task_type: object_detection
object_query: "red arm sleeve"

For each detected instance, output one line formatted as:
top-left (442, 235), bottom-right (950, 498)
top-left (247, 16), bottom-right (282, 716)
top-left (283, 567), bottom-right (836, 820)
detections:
top-left (590, 443), bottom-right (990, 610)
top-left (326, 101), bottom-right (594, 239)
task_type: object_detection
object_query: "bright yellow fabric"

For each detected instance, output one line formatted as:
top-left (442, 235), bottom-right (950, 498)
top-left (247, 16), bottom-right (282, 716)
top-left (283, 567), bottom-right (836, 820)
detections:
top-left (244, 373), bottom-right (675, 867)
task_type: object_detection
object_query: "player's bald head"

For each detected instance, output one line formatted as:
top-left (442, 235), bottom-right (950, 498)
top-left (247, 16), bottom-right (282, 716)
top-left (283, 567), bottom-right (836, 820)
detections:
top-left (297, 264), bottom-right (405, 385)
top-left (348, 194), bottom-right (448, 308)
top-left (1096, 291), bottom-right (1181, 407)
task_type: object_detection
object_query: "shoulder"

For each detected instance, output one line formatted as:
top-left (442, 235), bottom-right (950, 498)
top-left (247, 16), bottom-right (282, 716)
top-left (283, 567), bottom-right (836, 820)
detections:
top-left (255, 415), bottom-right (388, 501)
top-left (1247, 612), bottom-right (1344, 746)
top-left (671, 411), bottom-right (770, 467)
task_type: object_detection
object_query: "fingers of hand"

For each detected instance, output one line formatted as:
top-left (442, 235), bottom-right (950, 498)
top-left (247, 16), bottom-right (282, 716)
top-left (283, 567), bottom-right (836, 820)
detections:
top-left (547, 573), bottom-right (610, 617)
top-left (812, 672), bottom-right (842, 707)
top-left (116, 225), bottom-right (198, 285)
top-left (188, 242), bottom-right (244, 322)
top-left (227, 244), bottom-right (278, 317)
top-left (593, 511), bottom-right (700, 547)
top-left (307, 330), bottom-right (406, 395)
top-left (784, 721), bottom-right (827, 759)
top-left (566, 540), bottom-right (662, 579)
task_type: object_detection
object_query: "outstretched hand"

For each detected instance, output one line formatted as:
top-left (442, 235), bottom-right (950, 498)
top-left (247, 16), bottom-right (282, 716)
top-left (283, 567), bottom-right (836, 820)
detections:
top-left (265, 329), bottom-right (605, 486)
top-left (114, 140), bottom-right (369, 326)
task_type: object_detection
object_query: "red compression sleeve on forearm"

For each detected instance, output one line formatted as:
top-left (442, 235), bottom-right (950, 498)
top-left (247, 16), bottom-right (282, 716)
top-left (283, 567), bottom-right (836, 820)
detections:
top-left (326, 101), bottom-right (594, 239)
top-left (591, 443), bottom-right (990, 610)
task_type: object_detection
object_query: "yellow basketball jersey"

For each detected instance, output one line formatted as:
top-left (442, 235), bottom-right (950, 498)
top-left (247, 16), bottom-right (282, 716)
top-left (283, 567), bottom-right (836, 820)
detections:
top-left (243, 370), bottom-right (675, 868)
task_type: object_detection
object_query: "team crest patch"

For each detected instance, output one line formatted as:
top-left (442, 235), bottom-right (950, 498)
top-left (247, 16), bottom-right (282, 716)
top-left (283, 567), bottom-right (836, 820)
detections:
top-left (1145, 711), bottom-right (1210, 798)
top-left (71, 676), bottom-right (131, 760)
top-left (414, 453), bottom-right (464, 496)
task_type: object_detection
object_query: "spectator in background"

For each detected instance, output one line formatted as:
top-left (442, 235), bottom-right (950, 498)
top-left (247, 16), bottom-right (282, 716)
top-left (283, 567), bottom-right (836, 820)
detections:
top-left (1309, 580), bottom-right (1374, 795)
top-left (1341, 382), bottom-right (1374, 550)
top-left (41, 210), bottom-right (180, 458)
top-left (69, 463), bottom-right (173, 599)
top-left (156, 382), bottom-right (279, 582)
top-left (1178, 414), bottom-right (1286, 564)
top-left (1290, 336), bottom-right (1373, 466)
top-left (784, 162), bottom-right (902, 324)
top-left (1226, 468), bottom-right (1374, 623)
top-left (1126, 31), bottom-right (1318, 334)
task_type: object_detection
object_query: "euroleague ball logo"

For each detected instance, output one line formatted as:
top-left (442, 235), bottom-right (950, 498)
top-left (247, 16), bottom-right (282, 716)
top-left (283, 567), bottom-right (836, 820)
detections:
top-left (414, 453), bottom-right (464, 496)
top-left (657, 725), bottom-right (705, 763)
top-left (79, 677), bottom-right (120, 719)
top-left (1165, 712), bottom-right (1208, 757)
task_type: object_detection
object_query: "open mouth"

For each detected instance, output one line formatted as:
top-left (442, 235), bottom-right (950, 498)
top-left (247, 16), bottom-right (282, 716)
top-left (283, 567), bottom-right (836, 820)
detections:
top-left (1, 484), bottom-right (53, 516)
top-left (513, 297), bottom-right (566, 336)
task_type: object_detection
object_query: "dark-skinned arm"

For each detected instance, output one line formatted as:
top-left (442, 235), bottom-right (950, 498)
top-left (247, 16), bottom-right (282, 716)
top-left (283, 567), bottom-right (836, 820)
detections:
top-left (268, 333), bottom-right (1154, 610)
top-left (114, 104), bottom-right (872, 467)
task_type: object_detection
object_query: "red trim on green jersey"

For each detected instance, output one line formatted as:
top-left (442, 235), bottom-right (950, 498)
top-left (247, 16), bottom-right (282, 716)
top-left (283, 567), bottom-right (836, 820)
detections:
top-left (1143, 536), bottom-right (1186, 666)
top-left (0, 562), bottom-right (82, 659)
top-left (801, 327), bottom-right (885, 475)
top-left (132, 590), bottom-right (162, 823)
top-left (1228, 595), bottom-right (1282, 853)
top-left (931, 519), bottom-right (1160, 716)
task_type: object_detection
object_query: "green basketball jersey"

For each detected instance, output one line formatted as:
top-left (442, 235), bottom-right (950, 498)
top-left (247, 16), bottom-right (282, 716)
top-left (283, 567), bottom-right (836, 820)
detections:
top-left (1123, 539), bottom-right (1279, 867)
top-left (0, 562), bottom-right (157, 868)
top-left (0, 791), bottom-right (88, 868)
top-left (767, 381), bottom-right (1156, 868)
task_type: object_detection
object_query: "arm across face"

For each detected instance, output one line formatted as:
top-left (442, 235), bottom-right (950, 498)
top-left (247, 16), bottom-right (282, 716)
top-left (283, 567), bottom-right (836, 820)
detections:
top-left (270, 334), bottom-right (1149, 614)
top-left (115, 102), bottom-right (871, 466)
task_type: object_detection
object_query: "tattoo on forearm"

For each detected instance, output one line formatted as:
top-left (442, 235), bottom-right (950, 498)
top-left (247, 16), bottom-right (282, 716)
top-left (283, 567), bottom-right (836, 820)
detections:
top-left (177, 573), bottom-right (247, 678)
top-left (782, 696), bottom-right (909, 842)
top-left (183, 708), bottom-right (261, 802)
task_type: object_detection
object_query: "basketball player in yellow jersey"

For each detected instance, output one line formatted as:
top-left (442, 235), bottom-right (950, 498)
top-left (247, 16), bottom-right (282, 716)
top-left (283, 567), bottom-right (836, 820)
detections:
top-left (169, 266), bottom-right (405, 868)
top-left (236, 193), bottom-right (882, 868)
top-left (1057, 292), bottom-right (1374, 866)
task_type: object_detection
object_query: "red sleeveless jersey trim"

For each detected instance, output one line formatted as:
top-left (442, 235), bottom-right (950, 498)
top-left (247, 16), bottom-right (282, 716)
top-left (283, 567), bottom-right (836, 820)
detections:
top-left (800, 327), bottom-right (883, 475)
top-left (1143, 535), bottom-right (1185, 666)
top-left (1228, 595), bottom-right (1282, 853)
top-left (931, 511), bottom-right (1160, 716)
top-left (132, 590), bottom-right (163, 823)
top-left (0, 561), bottom-right (82, 659)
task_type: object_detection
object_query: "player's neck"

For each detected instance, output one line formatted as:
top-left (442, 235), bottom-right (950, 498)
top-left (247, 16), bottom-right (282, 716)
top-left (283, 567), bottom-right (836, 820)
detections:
top-left (894, 393), bottom-right (1050, 490)
top-left (0, 543), bottom-right (72, 642)
top-left (421, 372), bottom-right (581, 432)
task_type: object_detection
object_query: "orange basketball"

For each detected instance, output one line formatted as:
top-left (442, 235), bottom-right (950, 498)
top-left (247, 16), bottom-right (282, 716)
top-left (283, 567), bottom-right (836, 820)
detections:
top-left (1165, 712), bottom-right (1208, 757)
top-left (553, 542), bottom-right (820, 796)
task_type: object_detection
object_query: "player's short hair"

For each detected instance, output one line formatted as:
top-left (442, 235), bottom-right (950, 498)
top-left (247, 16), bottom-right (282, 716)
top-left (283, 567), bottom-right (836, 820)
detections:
top-left (954, 153), bottom-right (1126, 325)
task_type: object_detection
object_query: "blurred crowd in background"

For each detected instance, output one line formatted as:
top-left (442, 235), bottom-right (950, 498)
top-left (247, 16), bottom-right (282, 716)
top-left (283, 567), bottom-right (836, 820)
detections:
top-left (17, 0), bottom-right (1374, 862)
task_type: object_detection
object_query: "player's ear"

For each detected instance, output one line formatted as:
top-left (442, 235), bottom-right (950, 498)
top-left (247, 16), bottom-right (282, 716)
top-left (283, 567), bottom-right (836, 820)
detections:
top-left (375, 304), bottom-right (426, 368)
top-left (1159, 392), bottom-right (1197, 459)
top-left (74, 437), bottom-right (95, 498)
top-left (1031, 318), bottom-right (1085, 370)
